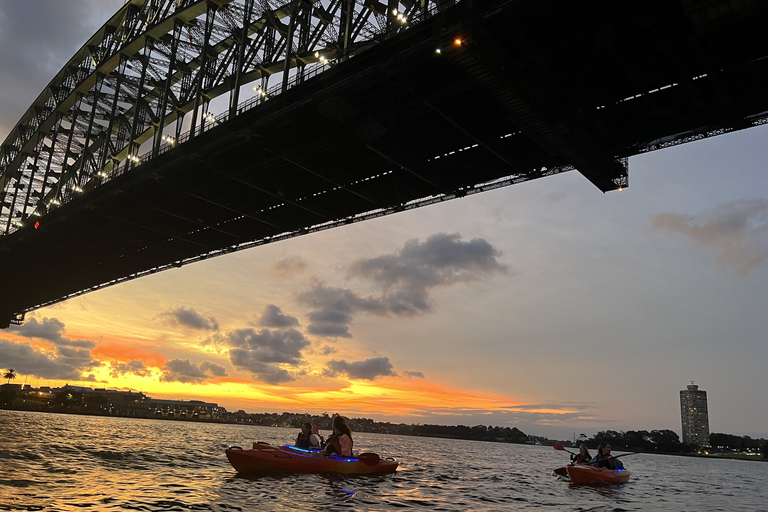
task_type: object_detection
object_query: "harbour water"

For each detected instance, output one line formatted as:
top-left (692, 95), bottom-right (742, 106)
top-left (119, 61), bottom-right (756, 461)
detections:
top-left (1, 410), bottom-right (766, 511)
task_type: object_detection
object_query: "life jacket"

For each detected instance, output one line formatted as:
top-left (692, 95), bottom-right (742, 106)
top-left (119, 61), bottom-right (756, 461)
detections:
top-left (574, 453), bottom-right (590, 464)
top-left (597, 455), bottom-right (621, 470)
top-left (325, 433), bottom-right (353, 456)
top-left (296, 431), bottom-right (310, 449)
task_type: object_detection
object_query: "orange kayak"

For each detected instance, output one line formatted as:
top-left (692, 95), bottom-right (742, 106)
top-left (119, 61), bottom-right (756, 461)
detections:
top-left (566, 464), bottom-right (631, 484)
top-left (225, 444), bottom-right (398, 475)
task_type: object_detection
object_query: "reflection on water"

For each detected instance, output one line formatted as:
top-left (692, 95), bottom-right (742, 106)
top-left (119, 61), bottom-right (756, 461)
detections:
top-left (0, 410), bottom-right (766, 511)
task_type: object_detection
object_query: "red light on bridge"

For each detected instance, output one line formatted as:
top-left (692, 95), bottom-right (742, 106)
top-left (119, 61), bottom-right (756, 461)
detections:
top-left (34, 221), bottom-right (40, 229)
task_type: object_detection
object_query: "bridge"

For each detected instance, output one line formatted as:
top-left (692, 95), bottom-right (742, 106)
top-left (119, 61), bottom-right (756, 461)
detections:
top-left (1, 0), bottom-right (768, 327)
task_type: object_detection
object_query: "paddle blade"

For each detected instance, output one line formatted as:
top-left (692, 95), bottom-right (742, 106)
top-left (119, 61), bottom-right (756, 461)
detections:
top-left (553, 442), bottom-right (565, 451)
top-left (357, 453), bottom-right (381, 466)
top-left (553, 467), bottom-right (568, 476)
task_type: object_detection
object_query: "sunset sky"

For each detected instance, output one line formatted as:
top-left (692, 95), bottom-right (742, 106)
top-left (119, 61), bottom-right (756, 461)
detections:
top-left (1, 0), bottom-right (767, 441)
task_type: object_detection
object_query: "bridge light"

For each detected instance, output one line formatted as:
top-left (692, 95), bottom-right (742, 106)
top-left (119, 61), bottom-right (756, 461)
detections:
top-left (35, 221), bottom-right (40, 229)
top-left (392, 8), bottom-right (397, 15)
top-left (455, 38), bottom-right (462, 46)
top-left (435, 48), bottom-right (441, 54)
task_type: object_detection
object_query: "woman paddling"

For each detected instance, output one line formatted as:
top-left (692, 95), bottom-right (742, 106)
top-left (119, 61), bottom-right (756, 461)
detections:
top-left (570, 444), bottom-right (592, 465)
top-left (596, 443), bottom-right (624, 470)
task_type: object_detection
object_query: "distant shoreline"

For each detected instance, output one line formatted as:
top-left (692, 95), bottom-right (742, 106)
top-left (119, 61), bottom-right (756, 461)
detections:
top-left (1, 404), bottom-right (764, 463)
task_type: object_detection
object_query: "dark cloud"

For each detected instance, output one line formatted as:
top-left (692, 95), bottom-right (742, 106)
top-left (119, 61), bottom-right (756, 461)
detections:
top-left (109, 360), bottom-right (152, 379)
top-left (211, 328), bottom-right (311, 384)
top-left (650, 199), bottom-right (768, 276)
top-left (228, 355), bottom-right (294, 385)
top-left (0, 339), bottom-right (100, 381)
top-left (258, 304), bottom-right (299, 328)
top-left (324, 356), bottom-right (396, 381)
top-left (159, 359), bottom-right (228, 384)
top-left (161, 307), bottom-right (219, 331)
top-left (320, 345), bottom-right (338, 356)
top-left (200, 361), bottom-right (228, 377)
top-left (298, 233), bottom-right (507, 337)
top-left (403, 370), bottom-right (425, 378)
top-left (8, 317), bottom-right (96, 349)
top-left (348, 232), bottom-right (507, 289)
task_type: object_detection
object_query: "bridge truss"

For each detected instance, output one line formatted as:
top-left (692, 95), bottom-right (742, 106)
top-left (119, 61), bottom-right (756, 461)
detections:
top-left (0, 0), bottom-right (432, 237)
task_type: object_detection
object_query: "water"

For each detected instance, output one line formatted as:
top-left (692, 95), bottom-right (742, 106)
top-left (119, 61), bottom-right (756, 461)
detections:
top-left (1, 410), bottom-right (766, 511)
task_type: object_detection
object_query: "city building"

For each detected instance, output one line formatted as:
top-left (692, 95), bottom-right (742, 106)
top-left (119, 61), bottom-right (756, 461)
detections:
top-left (680, 382), bottom-right (710, 446)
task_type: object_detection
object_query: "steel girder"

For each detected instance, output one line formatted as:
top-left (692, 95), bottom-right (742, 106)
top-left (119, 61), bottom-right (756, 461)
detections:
top-left (0, 0), bottom-right (430, 237)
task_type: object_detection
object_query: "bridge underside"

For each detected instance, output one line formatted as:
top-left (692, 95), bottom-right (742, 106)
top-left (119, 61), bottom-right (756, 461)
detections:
top-left (2, 0), bottom-right (768, 326)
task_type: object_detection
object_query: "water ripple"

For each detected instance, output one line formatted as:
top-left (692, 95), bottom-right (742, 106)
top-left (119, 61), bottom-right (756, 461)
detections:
top-left (1, 410), bottom-right (767, 511)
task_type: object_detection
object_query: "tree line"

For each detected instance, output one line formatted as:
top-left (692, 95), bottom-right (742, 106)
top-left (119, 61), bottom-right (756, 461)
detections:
top-left (567, 429), bottom-right (765, 457)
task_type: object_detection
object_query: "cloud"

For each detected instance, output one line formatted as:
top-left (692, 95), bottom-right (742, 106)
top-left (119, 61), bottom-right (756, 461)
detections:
top-left (0, 339), bottom-right (100, 381)
top-left (159, 359), bottom-right (228, 384)
top-left (650, 199), bottom-right (768, 276)
top-left (324, 356), bottom-right (397, 380)
top-left (403, 370), bottom-right (425, 378)
top-left (161, 307), bottom-right (219, 331)
top-left (297, 233), bottom-right (507, 337)
top-left (211, 328), bottom-right (311, 384)
top-left (109, 360), bottom-right (153, 379)
top-left (200, 360), bottom-right (228, 377)
top-left (8, 317), bottom-right (96, 349)
top-left (258, 304), bottom-right (300, 328)
top-left (320, 345), bottom-right (338, 356)
top-left (271, 255), bottom-right (309, 277)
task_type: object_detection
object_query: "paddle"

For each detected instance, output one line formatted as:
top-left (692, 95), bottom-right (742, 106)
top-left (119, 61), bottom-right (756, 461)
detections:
top-left (357, 452), bottom-right (381, 466)
top-left (585, 451), bottom-right (638, 466)
top-left (553, 442), bottom-right (577, 457)
top-left (554, 442), bottom-right (637, 463)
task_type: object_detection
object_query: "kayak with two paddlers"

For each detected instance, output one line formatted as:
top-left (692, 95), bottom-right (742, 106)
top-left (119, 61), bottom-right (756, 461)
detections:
top-left (552, 442), bottom-right (632, 484)
top-left (225, 442), bottom-right (398, 475)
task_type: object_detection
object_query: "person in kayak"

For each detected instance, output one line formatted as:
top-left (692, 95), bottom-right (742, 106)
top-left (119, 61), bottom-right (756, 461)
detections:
top-left (322, 416), bottom-right (353, 456)
top-left (295, 422), bottom-right (322, 449)
top-left (588, 443), bottom-right (603, 465)
top-left (570, 444), bottom-right (592, 464)
top-left (596, 443), bottom-right (624, 470)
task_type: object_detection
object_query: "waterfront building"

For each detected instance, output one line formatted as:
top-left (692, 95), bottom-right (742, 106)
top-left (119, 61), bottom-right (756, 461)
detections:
top-left (680, 382), bottom-right (710, 446)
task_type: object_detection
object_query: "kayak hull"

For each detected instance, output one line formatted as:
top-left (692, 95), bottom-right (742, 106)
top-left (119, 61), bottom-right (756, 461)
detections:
top-left (225, 445), bottom-right (398, 475)
top-left (566, 464), bottom-right (630, 484)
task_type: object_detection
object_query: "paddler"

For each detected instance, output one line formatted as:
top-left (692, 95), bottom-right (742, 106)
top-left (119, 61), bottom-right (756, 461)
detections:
top-left (295, 422), bottom-right (322, 449)
top-left (322, 415), bottom-right (354, 456)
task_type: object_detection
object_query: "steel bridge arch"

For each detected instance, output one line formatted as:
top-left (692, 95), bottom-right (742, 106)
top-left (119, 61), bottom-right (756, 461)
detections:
top-left (0, 0), bottom-right (443, 237)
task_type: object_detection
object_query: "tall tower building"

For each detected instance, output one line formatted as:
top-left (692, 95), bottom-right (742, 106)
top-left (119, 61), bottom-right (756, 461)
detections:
top-left (680, 382), bottom-right (710, 446)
